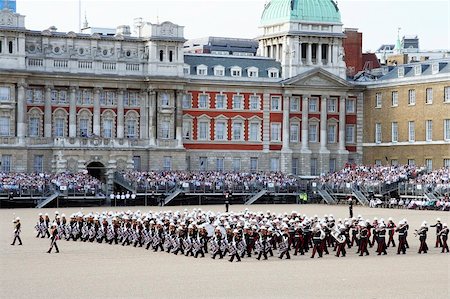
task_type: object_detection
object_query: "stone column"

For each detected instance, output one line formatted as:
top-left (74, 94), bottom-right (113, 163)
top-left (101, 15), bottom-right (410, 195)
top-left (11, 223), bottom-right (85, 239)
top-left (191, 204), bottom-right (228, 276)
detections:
top-left (339, 96), bottom-right (346, 151)
top-left (148, 89), bottom-right (156, 145)
top-left (44, 86), bottom-right (52, 138)
top-left (298, 38), bottom-right (302, 66)
top-left (282, 96), bottom-right (290, 151)
top-left (320, 96), bottom-right (328, 151)
top-left (117, 89), bottom-right (124, 139)
top-left (17, 83), bottom-right (26, 139)
top-left (306, 43), bottom-right (312, 65)
top-left (93, 88), bottom-right (101, 136)
top-left (69, 87), bottom-right (77, 138)
top-left (262, 93), bottom-right (270, 153)
top-left (139, 90), bottom-right (148, 139)
top-left (327, 43), bottom-right (332, 65)
top-left (317, 43), bottom-right (322, 66)
top-left (175, 91), bottom-right (184, 148)
top-left (332, 43), bottom-right (339, 66)
top-left (301, 97), bottom-right (309, 151)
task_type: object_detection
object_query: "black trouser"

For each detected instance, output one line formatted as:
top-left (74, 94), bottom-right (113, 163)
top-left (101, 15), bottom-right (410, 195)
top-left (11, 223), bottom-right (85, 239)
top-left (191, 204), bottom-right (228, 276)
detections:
top-left (441, 236), bottom-right (449, 253)
top-left (212, 250), bottom-right (224, 259)
top-left (195, 249), bottom-right (205, 258)
top-left (229, 253), bottom-right (241, 262)
top-left (153, 242), bottom-right (164, 252)
top-left (256, 250), bottom-right (268, 260)
top-left (12, 234), bottom-right (22, 245)
top-left (279, 250), bottom-right (290, 259)
top-left (48, 238), bottom-right (59, 253)
top-left (311, 241), bottom-right (322, 258)
top-left (387, 233), bottom-right (396, 247)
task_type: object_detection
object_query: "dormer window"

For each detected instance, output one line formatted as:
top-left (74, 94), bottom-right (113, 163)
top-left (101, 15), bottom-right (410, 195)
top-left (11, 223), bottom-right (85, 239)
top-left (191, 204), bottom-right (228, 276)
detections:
top-left (183, 65), bottom-right (190, 75)
top-left (247, 67), bottom-right (259, 78)
top-left (432, 63), bottom-right (439, 74)
top-left (398, 67), bottom-right (404, 78)
top-left (214, 65), bottom-right (225, 76)
top-left (268, 68), bottom-right (279, 78)
top-left (414, 65), bottom-right (421, 76)
top-left (231, 66), bottom-right (242, 77)
top-left (197, 65), bottom-right (208, 76)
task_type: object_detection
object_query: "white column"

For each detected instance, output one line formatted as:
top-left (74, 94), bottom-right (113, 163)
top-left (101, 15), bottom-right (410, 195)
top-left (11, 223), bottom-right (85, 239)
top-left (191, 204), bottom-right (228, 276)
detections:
top-left (139, 90), bottom-right (148, 139)
top-left (117, 89), bottom-right (124, 139)
top-left (339, 96), bottom-right (346, 151)
top-left (327, 43), bottom-right (332, 65)
top-left (44, 86), bottom-right (52, 138)
top-left (297, 37), bottom-right (302, 66)
top-left (282, 96), bottom-right (290, 151)
top-left (17, 83), bottom-right (26, 138)
top-left (320, 96), bottom-right (328, 151)
top-left (148, 90), bottom-right (156, 145)
top-left (306, 42), bottom-right (312, 65)
top-left (332, 43), bottom-right (339, 66)
top-left (175, 91), bottom-right (184, 147)
top-left (262, 93), bottom-right (270, 153)
top-left (69, 87), bottom-right (77, 138)
top-left (317, 43), bottom-right (323, 66)
top-left (301, 96), bottom-right (309, 151)
top-left (93, 88), bottom-right (101, 136)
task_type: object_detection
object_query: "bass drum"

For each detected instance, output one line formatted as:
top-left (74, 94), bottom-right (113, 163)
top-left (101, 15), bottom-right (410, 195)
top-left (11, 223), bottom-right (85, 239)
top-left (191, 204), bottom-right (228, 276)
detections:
top-left (204, 223), bottom-right (214, 237)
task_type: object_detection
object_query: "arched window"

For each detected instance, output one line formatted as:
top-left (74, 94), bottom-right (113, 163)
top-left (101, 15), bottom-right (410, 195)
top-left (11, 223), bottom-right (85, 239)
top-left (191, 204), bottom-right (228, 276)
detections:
top-left (8, 41), bottom-right (13, 54)
top-left (169, 50), bottom-right (173, 62)
top-left (159, 50), bottom-right (164, 62)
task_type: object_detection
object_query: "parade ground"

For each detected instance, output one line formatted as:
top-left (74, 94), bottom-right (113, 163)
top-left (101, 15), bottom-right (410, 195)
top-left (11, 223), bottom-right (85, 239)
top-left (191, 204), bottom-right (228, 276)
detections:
top-left (1, 204), bottom-right (449, 299)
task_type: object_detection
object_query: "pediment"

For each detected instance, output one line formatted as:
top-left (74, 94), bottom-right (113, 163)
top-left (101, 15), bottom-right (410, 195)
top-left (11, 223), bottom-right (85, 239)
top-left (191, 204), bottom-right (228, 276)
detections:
top-left (282, 68), bottom-right (352, 88)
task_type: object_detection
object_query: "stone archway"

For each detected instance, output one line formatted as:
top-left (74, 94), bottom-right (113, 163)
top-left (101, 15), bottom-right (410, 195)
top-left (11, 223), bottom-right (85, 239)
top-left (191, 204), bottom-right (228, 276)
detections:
top-left (86, 161), bottom-right (106, 183)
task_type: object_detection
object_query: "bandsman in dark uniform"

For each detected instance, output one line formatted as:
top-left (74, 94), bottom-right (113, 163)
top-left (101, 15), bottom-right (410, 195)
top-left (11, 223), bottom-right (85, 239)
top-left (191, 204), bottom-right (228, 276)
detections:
top-left (376, 223), bottom-right (387, 255)
top-left (416, 222), bottom-right (429, 254)
top-left (438, 223), bottom-right (449, 253)
top-left (387, 218), bottom-right (396, 247)
top-left (396, 220), bottom-right (407, 254)
top-left (358, 222), bottom-right (370, 256)
top-left (47, 223), bottom-right (60, 253)
top-left (430, 218), bottom-right (443, 248)
top-left (11, 217), bottom-right (23, 246)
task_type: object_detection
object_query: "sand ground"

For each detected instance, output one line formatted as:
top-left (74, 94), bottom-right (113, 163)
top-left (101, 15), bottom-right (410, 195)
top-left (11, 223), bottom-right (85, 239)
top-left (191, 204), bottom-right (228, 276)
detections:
top-left (1, 204), bottom-right (449, 299)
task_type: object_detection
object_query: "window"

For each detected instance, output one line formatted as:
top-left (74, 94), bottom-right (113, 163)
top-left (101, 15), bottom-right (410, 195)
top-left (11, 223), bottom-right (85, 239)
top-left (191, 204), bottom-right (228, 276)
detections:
top-left (391, 91), bottom-right (398, 107)
top-left (127, 119), bottom-right (137, 138)
top-left (408, 159), bottom-right (416, 166)
top-left (247, 67), bottom-right (258, 78)
top-left (169, 51), bottom-right (173, 62)
top-left (375, 123), bottom-right (382, 143)
top-left (55, 118), bottom-right (65, 137)
top-left (29, 117), bottom-right (40, 137)
top-left (290, 97), bottom-right (299, 111)
top-left (391, 122), bottom-right (398, 143)
top-left (133, 156), bottom-right (141, 171)
top-left (215, 121), bottom-right (226, 140)
top-left (375, 160), bottom-right (382, 166)
top-left (426, 88), bottom-right (433, 104)
top-left (327, 124), bottom-right (336, 143)
top-left (292, 158), bottom-right (299, 175)
top-left (444, 159), bottom-right (450, 168)
top-left (408, 121), bottom-right (415, 142)
top-left (215, 94), bottom-right (226, 109)
top-left (346, 98), bottom-right (355, 113)
top-left (0, 87), bottom-right (10, 102)
top-left (1, 155), bottom-right (11, 172)
top-left (214, 66), bottom-right (225, 76)
top-left (290, 123), bottom-right (299, 142)
top-left (8, 41), bottom-right (13, 54)
top-left (197, 65), bottom-right (207, 76)
top-left (249, 96), bottom-right (260, 110)
top-left (445, 119), bottom-right (450, 141)
top-left (161, 93), bottom-right (170, 107)
top-left (309, 98), bottom-right (318, 112)
top-left (232, 122), bottom-right (243, 140)
top-left (391, 159), bottom-right (399, 166)
top-left (182, 94), bottom-right (192, 109)
top-left (327, 98), bottom-right (337, 113)
top-left (329, 158), bottom-right (336, 173)
top-left (182, 120), bottom-right (191, 139)
top-left (408, 89), bottom-right (416, 105)
top-left (398, 67), bottom-right (404, 78)
top-left (103, 119), bottom-right (113, 138)
top-left (33, 155), bottom-right (44, 173)
top-left (161, 121), bottom-right (170, 139)
top-left (216, 158), bottom-right (224, 172)
top-left (271, 96), bottom-right (281, 111)
top-left (268, 69), bottom-right (279, 78)
top-left (231, 67), bottom-right (242, 77)
top-left (199, 157), bottom-right (208, 171)
top-left (308, 123), bottom-right (318, 142)
top-left (375, 93), bottom-right (382, 108)
top-left (445, 87), bottom-right (450, 103)
top-left (232, 95), bottom-right (243, 109)
top-left (425, 159), bottom-right (433, 171)
top-left (198, 121), bottom-right (208, 140)
top-left (250, 157), bottom-right (258, 172)
top-left (163, 156), bottom-right (172, 171)
top-left (183, 66), bottom-right (190, 75)
top-left (426, 120), bottom-right (433, 141)
top-left (249, 122), bottom-right (259, 141)
top-left (230, 158), bottom-right (240, 172)
top-left (345, 125), bottom-right (355, 143)
top-left (198, 94), bottom-right (208, 109)
top-left (271, 123), bottom-right (281, 142)
top-left (310, 158), bottom-right (318, 176)
top-left (270, 158), bottom-right (279, 172)
top-left (159, 50), bottom-right (164, 62)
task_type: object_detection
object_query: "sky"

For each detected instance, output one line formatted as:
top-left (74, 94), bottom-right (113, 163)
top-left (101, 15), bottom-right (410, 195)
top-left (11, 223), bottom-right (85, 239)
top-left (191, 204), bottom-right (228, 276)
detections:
top-left (13, 0), bottom-right (450, 52)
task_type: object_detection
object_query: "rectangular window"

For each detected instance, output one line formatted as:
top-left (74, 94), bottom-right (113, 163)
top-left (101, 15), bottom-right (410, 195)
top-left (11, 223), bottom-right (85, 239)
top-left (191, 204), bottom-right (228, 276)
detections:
top-left (425, 159), bottom-right (433, 171)
top-left (214, 68), bottom-right (224, 76)
top-left (309, 98), bottom-right (318, 112)
top-left (270, 157), bottom-right (280, 172)
top-left (231, 69), bottom-right (241, 77)
top-left (216, 158), bottom-right (224, 172)
top-left (29, 117), bottom-right (40, 137)
top-left (160, 121), bottom-right (169, 139)
top-left (232, 122), bottom-right (243, 140)
top-left (198, 121), bottom-right (208, 140)
top-left (132, 156), bottom-right (141, 171)
top-left (249, 96), bottom-right (259, 110)
top-left (375, 123), bottom-right (382, 143)
top-left (250, 157), bottom-right (258, 172)
top-left (215, 94), bottom-right (226, 109)
top-left (0, 116), bottom-right (10, 136)
top-left (310, 158), bottom-right (318, 176)
top-left (232, 95), bottom-right (243, 109)
top-left (290, 97), bottom-right (300, 111)
top-left (444, 159), bottom-right (450, 168)
top-left (408, 89), bottom-right (416, 105)
top-left (160, 93), bottom-right (170, 107)
top-left (391, 91), bottom-right (398, 107)
top-left (1, 155), bottom-right (11, 172)
top-left (391, 122), bottom-right (398, 143)
top-left (327, 98), bottom-right (337, 113)
top-left (182, 94), bottom-right (192, 109)
top-left (163, 156), bottom-right (172, 171)
top-left (329, 158), bottom-right (336, 173)
top-left (308, 123), bottom-right (318, 142)
top-left (426, 120), bottom-right (433, 141)
top-left (198, 94), bottom-right (208, 109)
top-left (0, 87), bottom-right (10, 102)
top-left (182, 121), bottom-right (191, 139)
top-left (232, 158), bottom-right (241, 172)
top-left (199, 157), bottom-right (208, 171)
top-left (55, 118), bottom-right (64, 137)
top-left (408, 159), bottom-right (416, 166)
top-left (271, 96), bottom-right (281, 111)
top-left (215, 121), bottom-right (226, 140)
top-left (444, 87), bottom-right (450, 103)
top-left (346, 98), bottom-right (355, 113)
top-left (80, 119), bottom-right (89, 137)
top-left (249, 122), bottom-right (259, 141)
top-left (292, 158), bottom-right (299, 175)
top-left (391, 159), bottom-right (398, 166)
top-left (33, 155), bottom-right (44, 173)
top-left (127, 120), bottom-right (137, 138)
top-left (103, 119), bottom-right (113, 138)
top-left (445, 119), bottom-right (450, 141)
top-left (290, 123), bottom-right (299, 142)
top-left (271, 123), bottom-right (281, 141)
top-left (426, 88), bottom-right (433, 104)
top-left (327, 124), bottom-right (336, 143)
top-left (375, 160), bottom-right (382, 166)
top-left (408, 121), bottom-right (415, 142)
top-left (345, 125), bottom-right (355, 143)
top-left (375, 93), bottom-right (382, 108)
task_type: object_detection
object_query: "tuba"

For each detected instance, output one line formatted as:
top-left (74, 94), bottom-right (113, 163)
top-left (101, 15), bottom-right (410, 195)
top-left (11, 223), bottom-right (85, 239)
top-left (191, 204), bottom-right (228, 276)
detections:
top-left (319, 229), bottom-right (326, 240)
top-left (331, 229), bottom-right (346, 244)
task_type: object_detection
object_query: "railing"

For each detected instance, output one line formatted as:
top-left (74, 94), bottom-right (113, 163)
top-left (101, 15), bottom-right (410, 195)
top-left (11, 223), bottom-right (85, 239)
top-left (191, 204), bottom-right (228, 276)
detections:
top-left (102, 62), bottom-right (116, 71)
top-left (28, 58), bottom-right (44, 67)
top-left (53, 59), bottom-right (69, 68)
top-left (78, 61), bottom-right (93, 69)
top-left (126, 63), bottom-right (140, 71)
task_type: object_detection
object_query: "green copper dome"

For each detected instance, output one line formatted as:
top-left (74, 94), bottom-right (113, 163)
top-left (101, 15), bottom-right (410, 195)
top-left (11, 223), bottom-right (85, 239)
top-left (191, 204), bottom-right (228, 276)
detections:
top-left (261, 0), bottom-right (341, 25)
